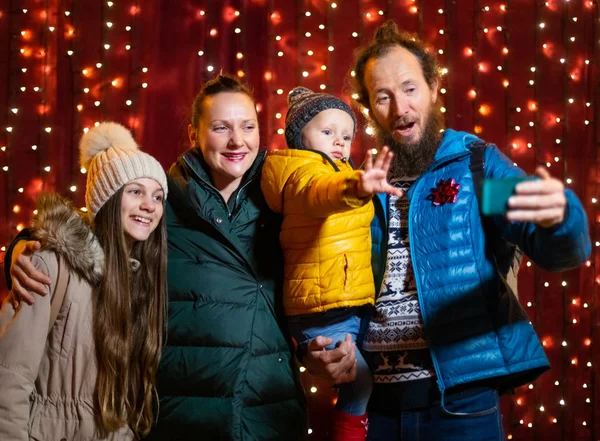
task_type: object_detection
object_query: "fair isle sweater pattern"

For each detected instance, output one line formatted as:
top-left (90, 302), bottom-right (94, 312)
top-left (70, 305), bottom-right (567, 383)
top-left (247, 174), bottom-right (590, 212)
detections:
top-left (363, 180), bottom-right (436, 383)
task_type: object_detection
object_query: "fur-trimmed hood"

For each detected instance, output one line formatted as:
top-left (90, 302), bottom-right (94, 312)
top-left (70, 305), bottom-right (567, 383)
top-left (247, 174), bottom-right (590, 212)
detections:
top-left (30, 193), bottom-right (104, 285)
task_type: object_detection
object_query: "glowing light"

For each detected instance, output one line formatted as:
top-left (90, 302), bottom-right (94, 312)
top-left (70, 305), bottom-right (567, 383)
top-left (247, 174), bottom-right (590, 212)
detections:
top-left (479, 104), bottom-right (491, 116)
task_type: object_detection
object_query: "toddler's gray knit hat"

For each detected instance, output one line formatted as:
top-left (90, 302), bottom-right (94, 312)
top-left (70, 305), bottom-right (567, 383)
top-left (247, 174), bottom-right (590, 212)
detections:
top-left (284, 87), bottom-right (357, 150)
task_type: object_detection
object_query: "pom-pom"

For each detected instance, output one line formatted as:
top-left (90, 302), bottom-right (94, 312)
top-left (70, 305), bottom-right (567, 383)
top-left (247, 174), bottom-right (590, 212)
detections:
top-left (287, 87), bottom-right (313, 106)
top-left (79, 122), bottom-right (138, 169)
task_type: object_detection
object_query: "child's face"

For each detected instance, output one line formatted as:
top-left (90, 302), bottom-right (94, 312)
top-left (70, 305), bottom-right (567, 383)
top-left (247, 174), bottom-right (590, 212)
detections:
top-left (300, 108), bottom-right (354, 160)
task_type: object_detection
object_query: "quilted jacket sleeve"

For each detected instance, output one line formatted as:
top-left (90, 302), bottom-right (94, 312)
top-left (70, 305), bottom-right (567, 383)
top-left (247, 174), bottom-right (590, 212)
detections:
top-left (484, 144), bottom-right (591, 271)
top-left (0, 252), bottom-right (55, 441)
top-left (285, 162), bottom-right (371, 218)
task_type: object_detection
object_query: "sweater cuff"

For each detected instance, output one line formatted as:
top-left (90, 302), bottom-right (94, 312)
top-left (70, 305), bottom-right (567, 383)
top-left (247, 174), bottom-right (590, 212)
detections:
top-left (3, 228), bottom-right (33, 290)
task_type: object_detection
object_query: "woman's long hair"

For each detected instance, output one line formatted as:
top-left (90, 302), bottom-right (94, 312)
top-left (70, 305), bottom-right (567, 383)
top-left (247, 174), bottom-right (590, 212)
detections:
top-left (92, 186), bottom-right (167, 438)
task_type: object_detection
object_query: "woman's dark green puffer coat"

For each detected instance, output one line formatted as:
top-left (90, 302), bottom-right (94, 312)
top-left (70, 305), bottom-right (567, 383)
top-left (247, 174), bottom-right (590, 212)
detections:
top-left (147, 149), bottom-right (307, 441)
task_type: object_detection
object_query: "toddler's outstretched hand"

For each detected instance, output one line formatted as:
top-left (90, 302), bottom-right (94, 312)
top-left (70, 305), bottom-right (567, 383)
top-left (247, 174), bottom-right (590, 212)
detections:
top-left (357, 147), bottom-right (404, 198)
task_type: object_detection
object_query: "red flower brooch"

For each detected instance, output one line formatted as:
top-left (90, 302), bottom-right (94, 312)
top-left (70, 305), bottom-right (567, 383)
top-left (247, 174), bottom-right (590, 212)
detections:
top-left (429, 178), bottom-right (461, 206)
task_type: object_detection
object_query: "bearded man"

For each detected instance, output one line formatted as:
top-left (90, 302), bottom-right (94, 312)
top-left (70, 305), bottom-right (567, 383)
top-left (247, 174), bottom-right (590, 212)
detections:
top-left (305, 20), bottom-right (591, 441)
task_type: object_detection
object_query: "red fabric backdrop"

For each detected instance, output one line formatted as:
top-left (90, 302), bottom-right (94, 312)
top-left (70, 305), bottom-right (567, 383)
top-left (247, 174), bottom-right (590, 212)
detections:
top-left (0, 1), bottom-right (598, 439)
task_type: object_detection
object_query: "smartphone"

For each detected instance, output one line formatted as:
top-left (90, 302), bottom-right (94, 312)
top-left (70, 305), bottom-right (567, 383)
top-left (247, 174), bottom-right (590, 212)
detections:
top-left (481, 177), bottom-right (537, 216)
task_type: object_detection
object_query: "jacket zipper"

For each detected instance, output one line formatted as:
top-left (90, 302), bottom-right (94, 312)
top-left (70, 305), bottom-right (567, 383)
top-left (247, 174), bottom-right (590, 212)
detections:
top-left (181, 155), bottom-right (263, 279)
top-left (407, 176), bottom-right (446, 395)
top-left (182, 156), bottom-right (233, 218)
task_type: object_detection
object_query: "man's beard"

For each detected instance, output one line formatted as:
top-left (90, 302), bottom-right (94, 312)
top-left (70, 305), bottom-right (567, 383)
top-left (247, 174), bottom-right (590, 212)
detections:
top-left (373, 105), bottom-right (445, 180)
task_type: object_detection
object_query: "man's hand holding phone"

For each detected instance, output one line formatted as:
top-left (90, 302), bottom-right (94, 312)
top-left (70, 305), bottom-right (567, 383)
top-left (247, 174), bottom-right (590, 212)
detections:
top-left (482, 166), bottom-right (567, 228)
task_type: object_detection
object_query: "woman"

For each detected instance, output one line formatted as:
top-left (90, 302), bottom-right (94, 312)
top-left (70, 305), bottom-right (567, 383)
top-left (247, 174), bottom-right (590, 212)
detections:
top-left (147, 75), bottom-right (307, 440)
top-left (6, 75), bottom-right (357, 441)
top-left (0, 122), bottom-right (168, 440)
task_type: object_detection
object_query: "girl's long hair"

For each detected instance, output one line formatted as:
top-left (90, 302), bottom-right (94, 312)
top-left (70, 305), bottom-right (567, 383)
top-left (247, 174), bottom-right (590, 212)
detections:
top-left (92, 186), bottom-right (167, 438)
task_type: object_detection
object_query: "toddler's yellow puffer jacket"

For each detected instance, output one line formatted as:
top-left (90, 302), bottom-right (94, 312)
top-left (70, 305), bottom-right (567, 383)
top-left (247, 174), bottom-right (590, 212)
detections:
top-left (261, 149), bottom-right (375, 316)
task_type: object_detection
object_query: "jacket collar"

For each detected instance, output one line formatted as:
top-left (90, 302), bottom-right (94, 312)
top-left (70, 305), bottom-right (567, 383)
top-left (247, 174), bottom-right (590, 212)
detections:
top-left (180, 147), bottom-right (266, 193)
top-left (430, 129), bottom-right (482, 168)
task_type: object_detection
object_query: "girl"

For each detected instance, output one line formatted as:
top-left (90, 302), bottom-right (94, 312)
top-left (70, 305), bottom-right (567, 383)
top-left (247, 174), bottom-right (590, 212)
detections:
top-left (0, 122), bottom-right (168, 440)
